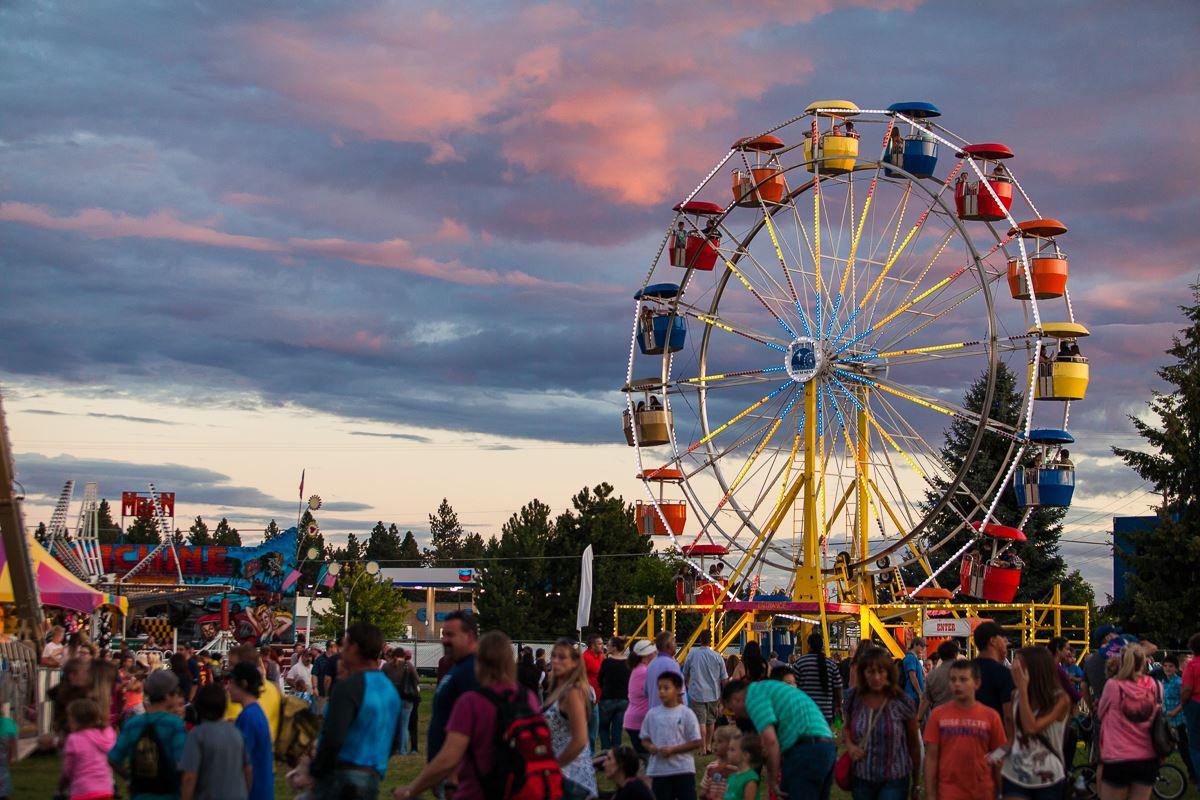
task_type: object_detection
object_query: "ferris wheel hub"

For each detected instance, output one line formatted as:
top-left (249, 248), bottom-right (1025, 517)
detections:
top-left (785, 336), bottom-right (825, 383)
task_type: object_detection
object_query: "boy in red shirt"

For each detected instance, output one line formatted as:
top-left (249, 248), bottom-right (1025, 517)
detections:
top-left (924, 659), bottom-right (1007, 800)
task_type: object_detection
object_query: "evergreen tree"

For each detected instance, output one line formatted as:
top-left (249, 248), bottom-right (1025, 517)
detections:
top-left (263, 519), bottom-right (282, 541)
top-left (1111, 284), bottom-right (1200, 645)
top-left (425, 498), bottom-right (466, 565)
top-left (907, 362), bottom-right (1078, 604)
top-left (365, 521), bottom-right (404, 563)
top-left (212, 517), bottom-right (241, 546)
top-left (96, 499), bottom-right (121, 544)
top-left (332, 533), bottom-right (364, 563)
top-left (398, 531), bottom-right (423, 565)
top-left (34, 521), bottom-right (47, 544)
top-left (187, 515), bottom-right (211, 546)
top-left (478, 500), bottom-right (556, 638)
top-left (124, 513), bottom-right (161, 544)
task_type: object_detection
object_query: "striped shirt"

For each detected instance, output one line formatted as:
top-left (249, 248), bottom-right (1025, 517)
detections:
top-left (790, 653), bottom-right (842, 721)
top-left (745, 680), bottom-right (832, 752)
top-left (844, 688), bottom-right (917, 782)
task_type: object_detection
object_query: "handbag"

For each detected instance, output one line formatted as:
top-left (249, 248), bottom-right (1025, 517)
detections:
top-left (1150, 682), bottom-right (1177, 758)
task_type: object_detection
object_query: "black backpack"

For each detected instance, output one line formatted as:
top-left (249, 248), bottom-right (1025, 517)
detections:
top-left (130, 722), bottom-right (179, 796)
top-left (474, 687), bottom-right (562, 800)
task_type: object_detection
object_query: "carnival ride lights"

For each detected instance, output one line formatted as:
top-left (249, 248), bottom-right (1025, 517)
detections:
top-left (621, 99), bottom-right (1089, 652)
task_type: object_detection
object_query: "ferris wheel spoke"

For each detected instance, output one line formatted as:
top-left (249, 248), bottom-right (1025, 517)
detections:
top-left (685, 378), bottom-right (795, 454)
top-left (670, 366), bottom-right (789, 391)
top-left (679, 308), bottom-right (788, 352)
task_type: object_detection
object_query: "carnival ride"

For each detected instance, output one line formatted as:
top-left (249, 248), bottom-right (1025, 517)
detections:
top-left (619, 101), bottom-right (1090, 658)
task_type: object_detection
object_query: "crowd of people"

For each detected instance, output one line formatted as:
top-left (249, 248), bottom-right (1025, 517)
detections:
top-left (17, 615), bottom-right (1200, 800)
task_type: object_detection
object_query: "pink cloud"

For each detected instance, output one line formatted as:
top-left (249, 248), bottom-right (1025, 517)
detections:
top-left (233, 1), bottom-right (916, 205)
top-left (434, 217), bottom-right (470, 243)
top-left (0, 201), bottom-right (550, 288)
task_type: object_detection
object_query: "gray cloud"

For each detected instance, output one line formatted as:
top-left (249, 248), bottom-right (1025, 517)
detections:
top-left (24, 409), bottom-right (177, 425)
top-left (349, 431), bottom-right (432, 443)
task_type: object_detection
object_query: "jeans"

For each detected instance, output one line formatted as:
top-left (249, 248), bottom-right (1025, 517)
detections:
top-left (397, 699), bottom-right (414, 754)
top-left (1184, 701), bottom-right (1200, 784)
top-left (590, 701), bottom-right (600, 750)
top-left (652, 773), bottom-right (698, 800)
top-left (1176, 722), bottom-right (1196, 780)
top-left (780, 739), bottom-right (836, 800)
top-left (851, 775), bottom-right (909, 800)
top-left (599, 698), bottom-right (629, 750)
top-left (314, 768), bottom-right (382, 800)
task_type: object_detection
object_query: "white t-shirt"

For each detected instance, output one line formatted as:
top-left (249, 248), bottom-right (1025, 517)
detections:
top-left (639, 702), bottom-right (701, 776)
top-left (287, 660), bottom-right (313, 690)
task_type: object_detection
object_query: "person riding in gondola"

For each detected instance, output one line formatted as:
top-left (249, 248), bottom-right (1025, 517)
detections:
top-left (702, 217), bottom-right (721, 242)
top-left (888, 127), bottom-right (903, 158)
top-left (673, 221), bottom-right (688, 263)
top-left (648, 395), bottom-right (663, 411)
top-left (991, 162), bottom-right (1010, 181)
top-left (1056, 449), bottom-right (1074, 470)
top-left (844, 120), bottom-right (858, 138)
top-left (1066, 338), bottom-right (1081, 358)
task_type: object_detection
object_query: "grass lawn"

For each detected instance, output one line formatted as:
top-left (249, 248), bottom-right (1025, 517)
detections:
top-left (13, 689), bottom-right (1198, 799)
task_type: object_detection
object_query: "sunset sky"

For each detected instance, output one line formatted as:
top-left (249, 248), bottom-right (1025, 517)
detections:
top-left (3, 1), bottom-right (1197, 597)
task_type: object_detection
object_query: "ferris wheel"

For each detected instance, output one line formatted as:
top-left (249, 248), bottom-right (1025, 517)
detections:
top-left (622, 100), bottom-right (1088, 608)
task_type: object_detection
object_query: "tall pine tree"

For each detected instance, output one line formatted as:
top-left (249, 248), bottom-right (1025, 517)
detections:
top-left (426, 498), bottom-right (473, 565)
top-left (124, 513), bottom-right (160, 544)
top-left (96, 499), bottom-right (121, 544)
top-left (397, 531), bottom-right (422, 565)
top-left (1111, 284), bottom-right (1200, 645)
top-left (263, 519), bottom-right (282, 541)
top-left (212, 518), bottom-right (241, 546)
top-left (907, 362), bottom-right (1089, 605)
top-left (365, 522), bottom-right (404, 562)
top-left (187, 516), bottom-right (211, 546)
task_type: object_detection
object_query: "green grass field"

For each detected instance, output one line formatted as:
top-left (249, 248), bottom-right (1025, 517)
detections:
top-left (12, 689), bottom-right (1198, 799)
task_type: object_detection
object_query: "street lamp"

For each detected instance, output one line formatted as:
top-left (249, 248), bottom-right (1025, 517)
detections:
top-left (299, 546), bottom-right (322, 648)
top-left (342, 560), bottom-right (380, 637)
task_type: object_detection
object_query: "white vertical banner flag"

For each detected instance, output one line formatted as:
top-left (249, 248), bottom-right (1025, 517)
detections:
top-left (576, 544), bottom-right (594, 634)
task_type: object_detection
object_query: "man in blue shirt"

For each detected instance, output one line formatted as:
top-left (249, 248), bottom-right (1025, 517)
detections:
top-left (109, 670), bottom-right (187, 800)
top-left (901, 636), bottom-right (926, 704)
top-left (644, 630), bottom-right (685, 710)
top-left (307, 622), bottom-right (400, 800)
top-left (228, 662), bottom-right (273, 800)
top-left (427, 610), bottom-right (479, 761)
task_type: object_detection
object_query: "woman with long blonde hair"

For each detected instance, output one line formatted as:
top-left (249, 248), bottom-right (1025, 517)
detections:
top-left (544, 638), bottom-right (598, 800)
top-left (1096, 645), bottom-right (1159, 800)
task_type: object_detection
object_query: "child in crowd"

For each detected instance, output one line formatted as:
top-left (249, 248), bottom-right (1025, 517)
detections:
top-left (59, 698), bottom-right (117, 800)
top-left (227, 662), bottom-right (273, 800)
top-left (924, 659), bottom-right (1006, 800)
top-left (699, 726), bottom-right (739, 800)
top-left (640, 673), bottom-right (703, 800)
top-left (292, 678), bottom-right (316, 713)
top-left (767, 666), bottom-right (796, 686)
top-left (723, 733), bottom-right (763, 800)
top-left (121, 671), bottom-right (145, 722)
top-left (0, 703), bottom-right (15, 800)
top-left (603, 746), bottom-right (655, 800)
top-left (180, 683), bottom-right (251, 800)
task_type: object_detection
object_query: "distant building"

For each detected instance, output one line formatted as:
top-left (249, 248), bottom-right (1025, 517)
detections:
top-left (1112, 515), bottom-right (1160, 602)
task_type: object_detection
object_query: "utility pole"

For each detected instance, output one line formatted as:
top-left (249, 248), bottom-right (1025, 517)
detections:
top-left (0, 389), bottom-right (45, 634)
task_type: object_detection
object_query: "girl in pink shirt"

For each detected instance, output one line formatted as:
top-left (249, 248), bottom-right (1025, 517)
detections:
top-left (622, 641), bottom-right (656, 757)
top-left (59, 698), bottom-right (117, 800)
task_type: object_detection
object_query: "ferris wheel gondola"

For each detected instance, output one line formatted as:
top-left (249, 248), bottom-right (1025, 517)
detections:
top-left (622, 100), bottom-right (1088, 613)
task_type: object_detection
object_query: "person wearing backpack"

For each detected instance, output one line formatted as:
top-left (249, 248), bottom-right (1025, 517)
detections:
top-left (393, 630), bottom-right (560, 800)
top-left (108, 670), bottom-right (187, 800)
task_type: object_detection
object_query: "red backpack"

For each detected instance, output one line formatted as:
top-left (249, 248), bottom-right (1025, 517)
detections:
top-left (475, 687), bottom-right (563, 800)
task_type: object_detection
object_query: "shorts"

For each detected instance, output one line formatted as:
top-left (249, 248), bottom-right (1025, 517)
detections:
top-left (689, 699), bottom-right (720, 725)
top-left (999, 777), bottom-right (1064, 800)
top-left (1100, 759), bottom-right (1158, 788)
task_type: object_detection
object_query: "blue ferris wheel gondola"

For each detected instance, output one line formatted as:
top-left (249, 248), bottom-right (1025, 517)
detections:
top-left (885, 101), bottom-right (941, 179)
top-left (635, 283), bottom-right (687, 355)
top-left (1014, 426), bottom-right (1076, 508)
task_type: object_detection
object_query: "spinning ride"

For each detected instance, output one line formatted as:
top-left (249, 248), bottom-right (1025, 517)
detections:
top-left (621, 100), bottom-right (1089, 655)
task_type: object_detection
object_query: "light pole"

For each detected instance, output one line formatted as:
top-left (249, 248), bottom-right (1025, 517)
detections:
top-left (342, 560), bottom-right (380, 637)
top-left (298, 546), bottom-right (322, 648)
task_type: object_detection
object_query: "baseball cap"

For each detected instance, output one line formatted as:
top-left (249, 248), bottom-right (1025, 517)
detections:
top-left (1093, 624), bottom-right (1120, 645)
top-left (633, 640), bottom-right (656, 658)
top-left (144, 670), bottom-right (180, 702)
